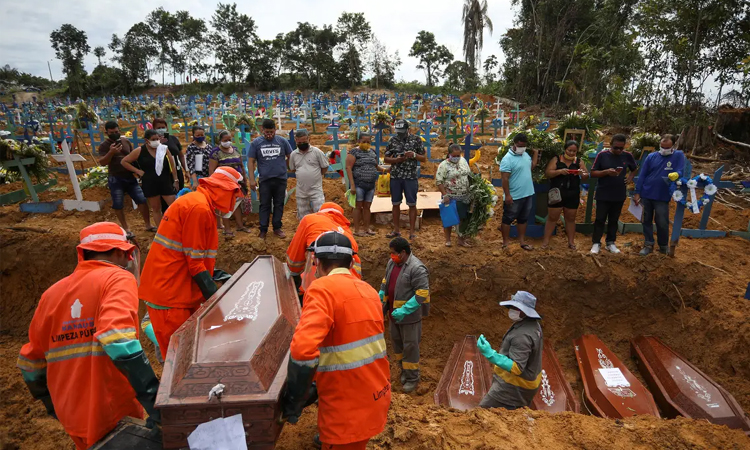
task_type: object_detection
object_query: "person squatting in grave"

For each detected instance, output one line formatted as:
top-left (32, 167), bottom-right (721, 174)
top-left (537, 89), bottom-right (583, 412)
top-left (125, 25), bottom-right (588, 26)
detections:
top-left (477, 291), bottom-right (544, 410)
top-left (379, 237), bottom-right (430, 394)
top-left (282, 231), bottom-right (390, 450)
top-left (633, 133), bottom-right (686, 255)
top-left (17, 222), bottom-right (161, 450)
top-left (249, 118), bottom-right (293, 240)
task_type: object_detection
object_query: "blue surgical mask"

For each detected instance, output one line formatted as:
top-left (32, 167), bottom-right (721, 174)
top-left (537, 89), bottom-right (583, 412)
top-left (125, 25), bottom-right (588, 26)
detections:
top-left (449, 156), bottom-right (461, 163)
top-left (194, 136), bottom-right (205, 143)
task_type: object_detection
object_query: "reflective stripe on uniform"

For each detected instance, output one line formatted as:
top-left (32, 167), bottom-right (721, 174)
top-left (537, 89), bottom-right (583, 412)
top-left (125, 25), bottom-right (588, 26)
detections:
top-left (402, 361), bottom-right (419, 370)
top-left (16, 354), bottom-right (47, 371)
top-left (154, 234), bottom-right (215, 259)
top-left (394, 353), bottom-right (404, 361)
top-left (493, 365), bottom-right (542, 390)
top-left (184, 248), bottom-right (217, 259)
top-left (511, 362), bottom-right (522, 376)
top-left (318, 333), bottom-right (387, 373)
top-left (153, 233), bottom-right (183, 252)
top-left (353, 262), bottom-right (362, 275)
top-left (291, 356), bottom-right (320, 367)
top-left (394, 300), bottom-right (406, 308)
top-left (45, 342), bottom-right (106, 364)
top-left (96, 328), bottom-right (137, 346)
top-left (80, 232), bottom-right (127, 244)
top-left (416, 289), bottom-right (430, 303)
top-left (286, 255), bottom-right (305, 269)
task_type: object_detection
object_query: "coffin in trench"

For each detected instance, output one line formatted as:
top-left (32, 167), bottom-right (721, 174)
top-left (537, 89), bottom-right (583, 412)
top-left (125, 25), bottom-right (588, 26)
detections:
top-left (434, 335), bottom-right (494, 410)
top-left (631, 335), bottom-right (750, 435)
top-left (156, 256), bottom-right (301, 449)
top-left (573, 334), bottom-right (660, 419)
top-left (530, 345), bottom-right (580, 413)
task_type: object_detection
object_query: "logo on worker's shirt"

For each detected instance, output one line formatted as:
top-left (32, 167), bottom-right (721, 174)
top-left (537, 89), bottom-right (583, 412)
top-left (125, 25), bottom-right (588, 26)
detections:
top-left (71, 299), bottom-right (83, 319)
top-left (261, 145), bottom-right (281, 158)
top-left (667, 162), bottom-right (672, 168)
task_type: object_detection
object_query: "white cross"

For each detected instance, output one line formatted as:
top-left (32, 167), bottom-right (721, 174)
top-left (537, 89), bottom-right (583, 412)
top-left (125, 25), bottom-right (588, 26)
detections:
top-left (274, 106), bottom-right (284, 130)
top-left (51, 140), bottom-right (101, 211)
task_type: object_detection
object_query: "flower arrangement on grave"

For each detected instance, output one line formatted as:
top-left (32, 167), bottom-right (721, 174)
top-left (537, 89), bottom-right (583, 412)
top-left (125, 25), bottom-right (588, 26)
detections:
top-left (629, 132), bottom-right (661, 160)
top-left (517, 114), bottom-right (541, 130)
top-left (144, 102), bottom-right (161, 117)
top-left (669, 173), bottom-right (717, 214)
top-left (295, 90), bottom-right (302, 96)
top-left (236, 114), bottom-right (255, 128)
top-left (347, 126), bottom-right (370, 142)
top-left (463, 173), bottom-right (499, 237)
top-left (373, 111), bottom-right (393, 124)
top-left (79, 165), bottom-right (109, 190)
top-left (555, 110), bottom-right (600, 142)
top-left (72, 102), bottom-right (99, 129)
top-left (120, 100), bottom-right (133, 112)
top-left (476, 107), bottom-right (491, 120)
top-left (0, 138), bottom-right (51, 182)
top-left (353, 104), bottom-right (366, 115)
top-left (163, 103), bottom-right (181, 117)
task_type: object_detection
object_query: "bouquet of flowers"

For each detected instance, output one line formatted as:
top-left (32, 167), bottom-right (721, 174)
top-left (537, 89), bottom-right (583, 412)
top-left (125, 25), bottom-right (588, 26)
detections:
top-left (630, 133), bottom-right (661, 160)
top-left (463, 173), bottom-right (499, 237)
top-left (555, 111), bottom-right (600, 142)
top-left (79, 165), bottom-right (109, 190)
top-left (0, 138), bottom-right (51, 182)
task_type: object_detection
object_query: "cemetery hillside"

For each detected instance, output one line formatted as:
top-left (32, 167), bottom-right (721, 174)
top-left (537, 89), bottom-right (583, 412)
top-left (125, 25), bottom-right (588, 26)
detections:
top-left (1, 1), bottom-right (750, 449)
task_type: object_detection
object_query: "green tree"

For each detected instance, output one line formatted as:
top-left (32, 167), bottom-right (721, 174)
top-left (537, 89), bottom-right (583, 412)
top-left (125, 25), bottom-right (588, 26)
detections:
top-left (50, 24), bottom-right (90, 98)
top-left (335, 12), bottom-right (372, 87)
top-left (283, 22), bottom-right (341, 90)
top-left (94, 46), bottom-right (106, 67)
top-left (179, 13), bottom-right (208, 83)
top-left (210, 3), bottom-right (258, 83)
top-left (444, 60), bottom-right (472, 91)
top-left (366, 35), bottom-right (401, 89)
top-left (409, 31), bottom-right (454, 87)
top-left (110, 23), bottom-right (157, 93)
top-left (483, 55), bottom-right (498, 84)
top-left (147, 8), bottom-right (184, 84)
top-left (462, 0), bottom-right (493, 78)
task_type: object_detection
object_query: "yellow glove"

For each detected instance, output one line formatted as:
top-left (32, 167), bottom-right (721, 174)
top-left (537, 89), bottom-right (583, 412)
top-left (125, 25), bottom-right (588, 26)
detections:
top-left (668, 172), bottom-right (679, 182)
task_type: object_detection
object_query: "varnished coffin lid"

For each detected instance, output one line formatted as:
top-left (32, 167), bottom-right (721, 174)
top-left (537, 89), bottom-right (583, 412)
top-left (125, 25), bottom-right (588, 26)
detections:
top-left (156, 256), bottom-right (300, 408)
top-left (434, 335), bottom-right (494, 410)
top-left (530, 345), bottom-right (580, 413)
top-left (573, 334), bottom-right (660, 419)
top-left (631, 335), bottom-right (750, 433)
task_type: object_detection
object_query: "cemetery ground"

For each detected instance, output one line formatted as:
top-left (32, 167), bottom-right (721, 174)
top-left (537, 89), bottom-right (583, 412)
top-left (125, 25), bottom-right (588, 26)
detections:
top-left (1, 133), bottom-right (750, 449)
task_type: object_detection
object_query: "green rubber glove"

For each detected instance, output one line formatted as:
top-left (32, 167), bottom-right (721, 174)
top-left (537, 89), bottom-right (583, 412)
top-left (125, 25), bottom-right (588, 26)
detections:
top-left (378, 290), bottom-right (385, 303)
top-left (391, 296), bottom-right (419, 322)
top-left (477, 335), bottom-right (514, 372)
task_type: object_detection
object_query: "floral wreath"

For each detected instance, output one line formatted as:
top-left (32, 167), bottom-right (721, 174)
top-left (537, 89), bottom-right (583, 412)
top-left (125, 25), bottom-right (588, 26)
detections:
top-left (669, 173), bottom-right (718, 213)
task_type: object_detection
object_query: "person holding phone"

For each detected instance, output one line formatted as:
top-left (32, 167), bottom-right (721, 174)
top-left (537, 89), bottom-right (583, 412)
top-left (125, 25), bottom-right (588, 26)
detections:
top-left (542, 140), bottom-right (589, 250)
top-left (120, 129), bottom-right (179, 228)
top-left (97, 120), bottom-right (153, 232)
top-left (589, 134), bottom-right (637, 254)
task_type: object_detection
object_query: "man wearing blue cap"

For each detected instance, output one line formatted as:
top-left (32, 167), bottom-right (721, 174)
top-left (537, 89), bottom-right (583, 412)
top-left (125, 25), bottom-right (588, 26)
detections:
top-left (476, 291), bottom-right (543, 409)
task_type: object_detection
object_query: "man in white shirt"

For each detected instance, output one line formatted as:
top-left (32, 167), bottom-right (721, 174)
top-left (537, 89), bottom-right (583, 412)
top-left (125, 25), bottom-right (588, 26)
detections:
top-left (289, 128), bottom-right (330, 219)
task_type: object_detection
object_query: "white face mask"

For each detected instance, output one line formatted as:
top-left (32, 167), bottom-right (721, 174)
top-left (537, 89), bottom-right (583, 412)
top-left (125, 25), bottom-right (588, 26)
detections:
top-left (513, 146), bottom-right (527, 155)
top-left (508, 309), bottom-right (523, 322)
top-left (221, 141), bottom-right (232, 149)
top-left (156, 128), bottom-right (168, 135)
top-left (148, 140), bottom-right (160, 148)
top-left (659, 147), bottom-right (674, 156)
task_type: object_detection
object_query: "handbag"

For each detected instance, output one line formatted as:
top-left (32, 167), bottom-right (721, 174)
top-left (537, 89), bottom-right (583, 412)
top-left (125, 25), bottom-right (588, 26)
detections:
top-left (548, 187), bottom-right (562, 205)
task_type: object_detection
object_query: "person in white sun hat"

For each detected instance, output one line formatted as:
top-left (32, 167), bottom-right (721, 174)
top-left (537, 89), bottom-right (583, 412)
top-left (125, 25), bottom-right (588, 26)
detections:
top-left (476, 291), bottom-right (544, 410)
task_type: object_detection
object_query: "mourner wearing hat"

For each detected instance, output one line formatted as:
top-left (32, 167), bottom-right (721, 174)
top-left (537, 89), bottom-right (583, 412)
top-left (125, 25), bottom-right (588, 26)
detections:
top-left (282, 231), bottom-right (390, 450)
top-left (477, 291), bottom-right (543, 409)
top-left (17, 222), bottom-right (161, 449)
top-left (384, 119), bottom-right (426, 240)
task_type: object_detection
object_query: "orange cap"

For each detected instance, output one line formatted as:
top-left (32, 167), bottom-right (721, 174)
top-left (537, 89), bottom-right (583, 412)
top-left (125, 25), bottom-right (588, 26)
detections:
top-left (199, 167), bottom-right (243, 192)
top-left (318, 202), bottom-right (344, 216)
top-left (76, 222), bottom-right (135, 260)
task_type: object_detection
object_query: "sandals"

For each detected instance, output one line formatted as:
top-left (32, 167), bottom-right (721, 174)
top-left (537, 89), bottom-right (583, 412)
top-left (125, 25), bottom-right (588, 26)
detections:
top-left (366, 229), bottom-right (377, 236)
top-left (458, 240), bottom-right (471, 248)
top-left (520, 244), bottom-right (534, 251)
top-left (569, 243), bottom-right (577, 250)
top-left (223, 230), bottom-right (235, 239)
top-left (145, 226), bottom-right (157, 232)
top-left (237, 227), bottom-right (252, 233)
top-left (385, 231), bottom-right (401, 239)
top-left (355, 231), bottom-right (367, 237)
top-left (445, 241), bottom-right (452, 247)
top-left (409, 234), bottom-right (417, 240)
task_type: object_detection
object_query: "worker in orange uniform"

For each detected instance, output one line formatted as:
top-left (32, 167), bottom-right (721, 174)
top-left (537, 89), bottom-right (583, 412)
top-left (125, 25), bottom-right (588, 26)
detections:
top-left (281, 231), bottom-right (391, 450)
top-left (285, 202), bottom-right (362, 297)
top-left (17, 222), bottom-right (161, 449)
top-left (139, 167), bottom-right (242, 360)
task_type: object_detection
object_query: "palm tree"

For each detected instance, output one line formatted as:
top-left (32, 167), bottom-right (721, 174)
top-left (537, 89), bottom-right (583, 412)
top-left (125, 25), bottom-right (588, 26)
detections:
top-left (461, 0), bottom-right (493, 76)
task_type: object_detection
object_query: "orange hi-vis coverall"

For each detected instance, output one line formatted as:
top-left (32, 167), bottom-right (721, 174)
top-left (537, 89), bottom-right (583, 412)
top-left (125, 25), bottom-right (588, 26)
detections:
top-left (290, 268), bottom-right (391, 446)
top-left (17, 260), bottom-right (144, 449)
top-left (286, 202), bottom-right (362, 289)
top-left (139, 167), bottom-right (241, 360)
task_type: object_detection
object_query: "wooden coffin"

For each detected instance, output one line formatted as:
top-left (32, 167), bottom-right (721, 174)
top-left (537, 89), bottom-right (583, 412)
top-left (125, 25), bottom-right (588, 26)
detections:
top-left (434, 335), bottom-right (494, 410)
top-left (156, 256), bottom-right (301, 449)
top-left (573, 334), bottom-right (660, 418)
top-left (530, 345), bottom-right (580, 413)
top-left (91, 417), bottom-right (161, 450)
top-left (631, 335), bottom-right (750, 434)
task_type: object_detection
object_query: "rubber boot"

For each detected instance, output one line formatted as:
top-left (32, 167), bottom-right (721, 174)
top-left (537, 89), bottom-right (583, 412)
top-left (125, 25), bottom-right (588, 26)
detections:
top-left (658, 246), bottom-right (669, 254)
top-left (639, 245), bottom-right (653, 256)
top-left (313, 434), bottom-right (322, 449)
top-left (400, 370), bottom-right (407, 386)
top-left (403, 380), bottom-right (418, 393)
top-left (112, 351), bottom-right (161, 424)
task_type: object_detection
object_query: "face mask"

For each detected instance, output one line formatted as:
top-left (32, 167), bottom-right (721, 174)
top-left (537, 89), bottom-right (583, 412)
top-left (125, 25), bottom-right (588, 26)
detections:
top-left (108, 132), bottom-right (120, 142)
top-left (156, 128), bottom-right (167, 135)
top-left (148, 140), bottom-right (160, 148)
top-left (513, 146), bottom-right (527, 155)
top-left (390, 254), bottom-right (402, 265)
top-left (298, 142), bottom-right (310, 151)
top-left (508, 309), bottom-right (523, 322)
top-left (359, 143), bottom-right (371, 151)
top-left (449, 156), bottom-right (461, 163)
top-left (220, 141), bottom-right (232, 149)
top-left (659, 147), bottom-right (674, 156)
top-left (396, 130), bottom-right (407, 137)
top-left (221, 196), bottom-right (242, 218)
top-left (194, 136), bottom-right (205, 143)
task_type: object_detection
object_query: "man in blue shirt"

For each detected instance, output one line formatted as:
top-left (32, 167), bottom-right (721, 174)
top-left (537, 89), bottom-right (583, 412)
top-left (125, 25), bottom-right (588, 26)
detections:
top-left (499, 133), bottom-right (539, 250)
top-left (634, 134), bottom-right (686, 255)
top-left (589, 134), bottom-right (638, 254)
top-left (249, 119), bottom-right (292, 239)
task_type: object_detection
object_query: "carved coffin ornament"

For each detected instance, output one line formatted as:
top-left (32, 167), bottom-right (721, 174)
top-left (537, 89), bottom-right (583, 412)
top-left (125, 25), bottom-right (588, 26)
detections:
top-left (573, 334), bottom-right (660, 419)
top-left (631, 335), bottom-right (750, 434)
top-left (156, 256), bottom-right (301, 449)
top-left (434, 335), bottom-right (494, 410)
top-left (530, 345), bottom-right (580, 413)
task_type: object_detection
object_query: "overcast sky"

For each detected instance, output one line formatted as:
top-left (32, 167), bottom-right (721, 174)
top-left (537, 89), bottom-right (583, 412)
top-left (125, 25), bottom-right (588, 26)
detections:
top-left (2, 0), bottom-right (515, 84)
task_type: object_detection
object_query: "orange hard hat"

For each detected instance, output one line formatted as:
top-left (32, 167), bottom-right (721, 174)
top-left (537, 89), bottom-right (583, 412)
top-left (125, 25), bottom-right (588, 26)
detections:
top-left (199, 167), bottom-right (243, 191)
top-left (76, 222), bottom-right (135, 259)
top-left (318, 202), bottom-right (344, 216)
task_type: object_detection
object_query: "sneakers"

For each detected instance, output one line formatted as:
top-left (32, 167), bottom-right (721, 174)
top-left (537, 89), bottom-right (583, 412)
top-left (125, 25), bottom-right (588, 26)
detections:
top-left (402, 381), bottom-right (418, 393)
top-left (639, 245), bottom-right (653, 256)
top-left (590, 243), bottom-right (601, 254)
top-left (605, 244), bottom-right (621, 254)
